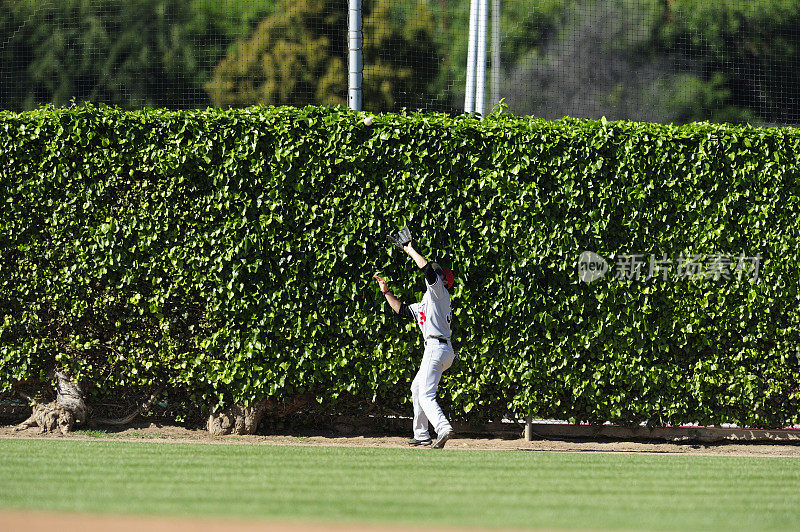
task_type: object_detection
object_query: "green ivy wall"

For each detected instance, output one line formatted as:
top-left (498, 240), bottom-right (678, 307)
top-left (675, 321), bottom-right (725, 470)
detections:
top-left (2, 104), bottom-right (799, 428)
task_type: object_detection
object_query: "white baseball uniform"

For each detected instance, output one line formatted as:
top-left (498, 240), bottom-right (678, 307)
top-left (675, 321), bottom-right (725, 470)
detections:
top-left (400, 264), bottom-right (455, 441)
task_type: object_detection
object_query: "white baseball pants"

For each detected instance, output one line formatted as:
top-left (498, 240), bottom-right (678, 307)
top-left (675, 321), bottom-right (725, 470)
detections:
top-left (411, 340), bottom-right (456, 440)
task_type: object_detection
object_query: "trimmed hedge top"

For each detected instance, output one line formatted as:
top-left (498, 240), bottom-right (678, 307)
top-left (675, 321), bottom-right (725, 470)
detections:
top-left (2, 104), bottom-right (800, 427)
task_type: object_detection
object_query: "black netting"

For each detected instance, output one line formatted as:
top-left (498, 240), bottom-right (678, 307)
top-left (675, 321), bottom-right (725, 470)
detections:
top-left (2, 0), bottom-right (799, 124)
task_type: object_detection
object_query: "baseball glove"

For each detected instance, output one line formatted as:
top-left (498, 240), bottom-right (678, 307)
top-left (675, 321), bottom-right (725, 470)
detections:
top-left (387, 225), bottom-right (412, 249)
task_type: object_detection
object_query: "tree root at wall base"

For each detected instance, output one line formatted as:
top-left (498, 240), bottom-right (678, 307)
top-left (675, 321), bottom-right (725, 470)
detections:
top-left (90, 384), bottom-right (166, 427)
top-left (14, 371), bottom-right (86, 435)
top-left (207, 400), bottom-right (273, 436)
top-left (207, 394), bottom-right (316, 436)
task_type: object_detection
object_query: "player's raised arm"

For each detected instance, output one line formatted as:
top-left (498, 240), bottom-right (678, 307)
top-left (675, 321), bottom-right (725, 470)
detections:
top-left (373, 274), bottom-right (402, 313)
top-left (388, 226), bottom-right (428, 269)
top-left (407, 246), bottom-right (442, 288)
top-left (403, 243), bottom-right (429, 270)
top-left (386, 226), bottom-right (436, 283)
top-left (374, 274), bottom-right (416, 321)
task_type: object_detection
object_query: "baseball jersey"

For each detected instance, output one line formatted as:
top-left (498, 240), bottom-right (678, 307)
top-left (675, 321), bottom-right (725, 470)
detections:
top-left (399, 263), bottom-right (452, 340)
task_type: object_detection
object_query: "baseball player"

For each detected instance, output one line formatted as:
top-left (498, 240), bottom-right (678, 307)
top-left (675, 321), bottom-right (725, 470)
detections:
top-left (374, 232), bottom-right (456, 449)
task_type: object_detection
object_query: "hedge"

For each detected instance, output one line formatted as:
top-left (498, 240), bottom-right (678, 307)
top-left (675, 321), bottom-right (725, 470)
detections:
top-left (2, 103), bottom-right (800, 428)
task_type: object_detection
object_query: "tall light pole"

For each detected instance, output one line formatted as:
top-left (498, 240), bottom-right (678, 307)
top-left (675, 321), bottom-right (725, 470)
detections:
top-left (348, 0), bottom-right (363, 111)
top-left (475, 0), bottom-right (489, 116)
top-left (465, 0), bottom-right (496, 116)
top-left (464, 0), bottom-right (479, 114)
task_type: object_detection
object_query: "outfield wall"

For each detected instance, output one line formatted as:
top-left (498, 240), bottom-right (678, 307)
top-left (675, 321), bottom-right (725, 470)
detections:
top-left (2, 104), bottom-right (800, 429)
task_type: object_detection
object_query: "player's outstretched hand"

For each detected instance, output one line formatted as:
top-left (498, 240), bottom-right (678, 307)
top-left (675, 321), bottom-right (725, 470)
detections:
top-left (373, 274), bottom-right (389, 293)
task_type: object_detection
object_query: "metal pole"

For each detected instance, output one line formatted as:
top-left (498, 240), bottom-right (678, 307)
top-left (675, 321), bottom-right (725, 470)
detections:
top-left (464, 0), bottom-right (479, 113)
top-left (524, 413), bottom-right (534, 441)
top-left (348, 0), bottom-right (363, 111)
top-left (475, 0), bottom-right (489, 116)
top-left (491, 0), bottom-right (500, 108)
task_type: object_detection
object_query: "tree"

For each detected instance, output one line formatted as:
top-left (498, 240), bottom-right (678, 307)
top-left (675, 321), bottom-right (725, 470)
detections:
top-left (504, 0), bottom-right (756, 124)
top-left (205, 0), bottom-right (441, 112)
top-left (0, 0), bottom-right (31, 110)
top-left (0, 0), bottom-right (236, 110)
top-left (658, 0), bottom-right (800, 125)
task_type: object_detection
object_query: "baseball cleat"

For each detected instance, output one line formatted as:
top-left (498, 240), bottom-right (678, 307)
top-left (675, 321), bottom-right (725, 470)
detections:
top-left (431, 429), bottom-right (453, 449)
top-left (408, 437), bottom-right (432, 446)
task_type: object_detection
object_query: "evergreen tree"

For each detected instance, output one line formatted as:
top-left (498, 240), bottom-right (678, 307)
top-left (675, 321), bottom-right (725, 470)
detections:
top-left (206, 0), bottom-right (440, 111)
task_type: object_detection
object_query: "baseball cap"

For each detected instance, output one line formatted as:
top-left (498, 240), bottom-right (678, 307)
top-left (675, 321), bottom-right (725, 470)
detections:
top-left (431, 263), bottom-right (455, 290)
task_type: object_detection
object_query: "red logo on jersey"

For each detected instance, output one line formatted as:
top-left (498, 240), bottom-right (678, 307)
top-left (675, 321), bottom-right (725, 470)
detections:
top-left (419, 311), bottom-right (427, 326)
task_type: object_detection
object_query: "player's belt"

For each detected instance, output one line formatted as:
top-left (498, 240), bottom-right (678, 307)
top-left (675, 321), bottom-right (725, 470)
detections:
top-left (426, 336), bottom-right (450, 344)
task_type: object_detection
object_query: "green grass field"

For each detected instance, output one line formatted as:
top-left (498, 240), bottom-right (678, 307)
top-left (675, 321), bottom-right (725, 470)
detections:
top-left (1, 439), bottom-right (799, 531)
